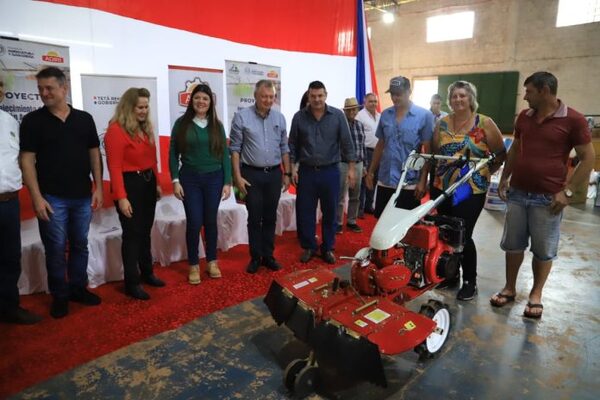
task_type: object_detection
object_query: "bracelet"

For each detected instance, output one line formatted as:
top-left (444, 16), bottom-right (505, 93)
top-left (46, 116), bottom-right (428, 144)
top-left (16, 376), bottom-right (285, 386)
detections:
top-left (284, 172), bottom-right (292, 177)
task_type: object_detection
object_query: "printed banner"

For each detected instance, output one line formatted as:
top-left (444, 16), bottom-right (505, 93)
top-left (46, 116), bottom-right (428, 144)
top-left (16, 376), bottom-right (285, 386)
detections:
top-left (167, 65), bottom-right (224, 134)
top-left (0, 38), bottom-right (71, 122)
top-left (81, 74), bottom-right (159, 178)
top-left (225, 60), bottom-right (281, 127)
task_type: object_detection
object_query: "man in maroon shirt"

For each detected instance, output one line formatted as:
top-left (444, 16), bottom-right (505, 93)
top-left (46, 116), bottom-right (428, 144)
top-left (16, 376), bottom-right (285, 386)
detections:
top-left (490, 72), bottom-right (595, 318)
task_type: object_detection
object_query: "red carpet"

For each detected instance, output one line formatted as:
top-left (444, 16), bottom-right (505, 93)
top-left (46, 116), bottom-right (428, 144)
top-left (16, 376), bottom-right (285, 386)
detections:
top-left (0, 216), bottom-right (378, 397)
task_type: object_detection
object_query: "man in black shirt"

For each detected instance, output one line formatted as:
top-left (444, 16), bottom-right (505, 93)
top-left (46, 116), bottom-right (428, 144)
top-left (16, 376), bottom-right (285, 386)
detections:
top-left (20, 67), bottom-right (103, 319)
top-left (289, 81), bottom-right (356, 264)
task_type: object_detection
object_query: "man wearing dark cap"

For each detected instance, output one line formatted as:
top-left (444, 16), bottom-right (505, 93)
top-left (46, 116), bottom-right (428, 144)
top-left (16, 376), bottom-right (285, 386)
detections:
top-left (289, 81), bottom-right (356, 264)
top-left (365, 76), bottom-right (434, 216)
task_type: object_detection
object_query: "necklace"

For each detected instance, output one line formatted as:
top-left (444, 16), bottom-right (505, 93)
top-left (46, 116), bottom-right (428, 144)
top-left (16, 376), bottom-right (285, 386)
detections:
top-left (451, 113), bottom-right (474, 134)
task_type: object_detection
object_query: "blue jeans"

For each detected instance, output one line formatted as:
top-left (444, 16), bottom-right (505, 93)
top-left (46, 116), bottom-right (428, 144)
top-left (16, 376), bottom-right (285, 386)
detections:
top-left (296, 164), bottom-right (340, 253)
top-left (501, 189), bottom-right (562, 261)
top-left (0, 197), bottom-right (21, 312)
top-left (38, 194), bottom-right (92, 299)
top-left (180, 168), bottom-right (224, 264)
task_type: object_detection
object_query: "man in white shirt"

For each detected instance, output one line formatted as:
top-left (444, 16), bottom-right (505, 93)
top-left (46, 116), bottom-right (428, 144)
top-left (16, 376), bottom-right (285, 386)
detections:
top-left (0, 77), bottom-right (41, 324)
top-left (355, 93), bottom-right (380, 216)
top-left (430, 93), bottom-right (448, 124)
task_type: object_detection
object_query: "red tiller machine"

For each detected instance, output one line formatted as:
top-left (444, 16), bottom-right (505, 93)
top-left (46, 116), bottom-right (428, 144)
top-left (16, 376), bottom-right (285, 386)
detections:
top-left (264, 152), bottom-right (495, 398)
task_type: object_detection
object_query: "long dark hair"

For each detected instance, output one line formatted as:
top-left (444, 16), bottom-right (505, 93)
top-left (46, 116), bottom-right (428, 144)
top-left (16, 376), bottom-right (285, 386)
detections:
top-left (175, 83), bottom-right (225, 157)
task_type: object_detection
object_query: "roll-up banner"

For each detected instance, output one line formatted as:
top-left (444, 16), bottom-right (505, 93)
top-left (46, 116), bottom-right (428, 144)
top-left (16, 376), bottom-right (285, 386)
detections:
top-left (167, 65), bottom-right (224, 133)
top-left (0, 37), bottom-right (71, 122)
top-left (225, 60), bottom-right (281, 128)
top-left (81, 74), bottom-right (159, 178)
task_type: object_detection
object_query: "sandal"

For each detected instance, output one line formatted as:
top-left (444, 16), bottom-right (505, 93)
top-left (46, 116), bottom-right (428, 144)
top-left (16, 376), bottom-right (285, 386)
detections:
top-left (523, 302), bottom-right (543, 319)
top-left (490, 292), bottom-right (516, 308)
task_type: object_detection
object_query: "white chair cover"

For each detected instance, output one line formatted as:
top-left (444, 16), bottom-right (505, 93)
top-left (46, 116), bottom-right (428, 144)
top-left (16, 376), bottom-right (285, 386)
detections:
top-left (216, 193), bottom-right (249, 251)
top-left (151, 195), bottom-right (205, 267)
top-left (87, 207), bottom-right (123, 288)
top-left (276, 191), bottom-right (296, 235)
top-left (18, 218), bottom-right (48, 295)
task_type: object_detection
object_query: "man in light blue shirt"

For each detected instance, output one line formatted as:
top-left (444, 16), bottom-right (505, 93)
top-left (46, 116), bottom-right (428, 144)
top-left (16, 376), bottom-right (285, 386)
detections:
top-left (230, 80), bottom-right (291, 273)
top-left (365, 76), bottom-right (434, 217)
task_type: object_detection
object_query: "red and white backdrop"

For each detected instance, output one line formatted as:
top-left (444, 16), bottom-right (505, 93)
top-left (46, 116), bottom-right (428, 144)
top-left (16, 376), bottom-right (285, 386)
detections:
top-left (0, 0), bottom-right (378, 211)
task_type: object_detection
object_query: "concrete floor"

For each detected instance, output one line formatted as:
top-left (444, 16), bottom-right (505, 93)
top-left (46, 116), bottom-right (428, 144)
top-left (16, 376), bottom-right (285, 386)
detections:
top-left (12, 202), bottom-right (600, 400)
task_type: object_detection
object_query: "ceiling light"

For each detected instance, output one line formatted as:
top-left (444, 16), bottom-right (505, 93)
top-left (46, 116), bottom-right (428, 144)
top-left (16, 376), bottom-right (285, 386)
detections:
top-left (383, 12), bottom-right (395, 24)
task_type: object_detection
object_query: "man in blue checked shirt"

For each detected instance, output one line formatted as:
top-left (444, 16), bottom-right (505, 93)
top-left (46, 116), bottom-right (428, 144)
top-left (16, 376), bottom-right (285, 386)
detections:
top-left (365, 76), bottom-right (434, 217)
top-left (230, 80), bottom-right (291, 274)
top-left (289, 81), bottom-right (356, 265)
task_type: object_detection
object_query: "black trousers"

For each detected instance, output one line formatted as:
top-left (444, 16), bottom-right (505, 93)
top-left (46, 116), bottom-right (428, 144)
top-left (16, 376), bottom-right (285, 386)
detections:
top-left (374, 185), bottom-right (421, 218)
top-left (242, 166), bottom-right (282, 260)
top-left (115, 171), bottom-right (157, 288)
top-left (431, 188), bottom-right (486, 283)
top-left (0, 197), bottom-right (21, 313)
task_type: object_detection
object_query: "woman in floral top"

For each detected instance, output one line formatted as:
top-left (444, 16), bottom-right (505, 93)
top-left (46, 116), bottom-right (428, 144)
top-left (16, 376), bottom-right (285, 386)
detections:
top-left (432, 81), bottom-right (505, 301)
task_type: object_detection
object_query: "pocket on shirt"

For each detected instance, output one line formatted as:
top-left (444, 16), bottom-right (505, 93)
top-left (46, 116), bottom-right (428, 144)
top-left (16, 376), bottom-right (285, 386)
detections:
top-left (400, 128), bottom-right (419, 148)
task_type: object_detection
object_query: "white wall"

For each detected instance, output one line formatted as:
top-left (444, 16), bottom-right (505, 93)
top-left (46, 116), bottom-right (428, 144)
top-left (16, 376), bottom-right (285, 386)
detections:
top-left (0, 0), bottom-right (356, 134)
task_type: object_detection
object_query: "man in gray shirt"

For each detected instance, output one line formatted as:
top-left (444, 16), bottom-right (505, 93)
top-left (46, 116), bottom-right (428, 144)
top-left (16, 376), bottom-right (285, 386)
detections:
top-left (289, 81), bottom-right (356, 264)
top-left (230, 80), bottom-right (291, 273)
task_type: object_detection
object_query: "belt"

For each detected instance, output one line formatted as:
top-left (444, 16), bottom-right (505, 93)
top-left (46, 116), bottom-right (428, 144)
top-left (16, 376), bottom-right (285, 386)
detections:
top-left (300, 162), bottom-right (337, 171)
top-left (0, 191), bottom-right (19, 202)
top-left (124, 168), bottom-right (154, 181)
top-left (242, 163), bottom-right (280, 172)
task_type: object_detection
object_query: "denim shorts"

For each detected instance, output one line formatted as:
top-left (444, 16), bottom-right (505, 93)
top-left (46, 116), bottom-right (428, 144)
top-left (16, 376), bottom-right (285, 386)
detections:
top-left (500, 189), bottom-right (562, 261)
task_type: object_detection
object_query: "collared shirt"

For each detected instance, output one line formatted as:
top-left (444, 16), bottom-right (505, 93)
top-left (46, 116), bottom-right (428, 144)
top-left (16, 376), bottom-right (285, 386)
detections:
top-left (104, 121), bottom-right (159, 199)
top-left (511, 100), bottom-right (591, 194)
top-left (356, 108), bottom-right (380, 149)
top-left (20, 105), bottom-right (100, 198)
top-left (343, 119), bottom-right (366, 165)
top-left (229, 105), bottom-right (289, 167)
top-left (431, 110), bottom-right (448, 125)
top-left (0, 109), bottom-right (22, 193)
top-left (376, 102), bottom-right (434, 187)
top-left (289, 104), bottom-right (356, 166)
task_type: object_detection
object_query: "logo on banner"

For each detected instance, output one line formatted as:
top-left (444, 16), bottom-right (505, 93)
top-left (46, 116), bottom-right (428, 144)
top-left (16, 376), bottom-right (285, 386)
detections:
top-left (228, 64), bottom-right (239, 74)
top-left (0, 44), bottom-right (5, 56)
top-left (178, 77), bottom-right (208, 107)
top-left (42, 51), bottom-right (64, 63)
top-left (267, 70), bottom-right (279, 78)
top-left (6, 46), bottom-right (34, 59)
top-left (244, 67), bottom-right (265, 77)
top-left (93, 95), bottom-right (119, 105)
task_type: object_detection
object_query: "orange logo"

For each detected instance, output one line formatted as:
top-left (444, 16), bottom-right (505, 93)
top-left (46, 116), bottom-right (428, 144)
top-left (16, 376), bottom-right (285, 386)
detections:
top-left (42, 50), bottom-right (64, 63)
top-left (267, 70), bottom-right (279, 78)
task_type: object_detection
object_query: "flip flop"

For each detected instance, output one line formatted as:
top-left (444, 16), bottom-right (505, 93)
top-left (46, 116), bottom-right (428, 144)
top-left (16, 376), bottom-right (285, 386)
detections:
top-left (523, 302), bottom-right (544, 319)
top-left (490, 292), bottom-right (516, 308)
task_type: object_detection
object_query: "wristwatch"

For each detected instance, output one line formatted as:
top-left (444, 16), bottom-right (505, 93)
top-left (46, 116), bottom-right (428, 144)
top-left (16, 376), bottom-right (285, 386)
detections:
top-left (564, 188), bottom-right (573, 198)
top-left (284, 172), bottom-right (292, 177)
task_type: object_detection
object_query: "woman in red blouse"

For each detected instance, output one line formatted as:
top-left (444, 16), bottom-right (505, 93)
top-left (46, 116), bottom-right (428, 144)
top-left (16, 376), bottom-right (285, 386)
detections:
top-left (105, 88), bottom-right (165, 300)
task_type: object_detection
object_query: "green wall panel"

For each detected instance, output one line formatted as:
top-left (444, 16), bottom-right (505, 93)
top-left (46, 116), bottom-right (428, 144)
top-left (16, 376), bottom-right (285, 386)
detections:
top-left (437, 71), bottom-right (519, 133)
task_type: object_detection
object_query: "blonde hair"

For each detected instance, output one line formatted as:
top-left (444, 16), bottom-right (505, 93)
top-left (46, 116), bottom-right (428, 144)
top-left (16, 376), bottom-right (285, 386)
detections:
top-left (111, 87), bottom-right (154, 141)
top-left (447, 81), bottom-right (479, 113)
